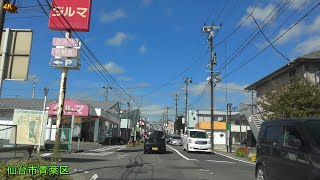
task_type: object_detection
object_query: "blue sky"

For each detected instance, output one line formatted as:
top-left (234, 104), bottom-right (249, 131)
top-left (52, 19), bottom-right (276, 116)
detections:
top-left (3, 0), bottom-right (320, 122)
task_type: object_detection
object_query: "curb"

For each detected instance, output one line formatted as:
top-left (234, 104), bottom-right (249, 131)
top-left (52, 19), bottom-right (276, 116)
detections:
top-left (213, 150), bottom-right (255, 165)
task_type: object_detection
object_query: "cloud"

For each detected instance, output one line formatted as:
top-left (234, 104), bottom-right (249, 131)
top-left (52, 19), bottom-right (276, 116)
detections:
top-left (189, 81), bottom-right (208, 96)
top-left (142, 0), bottom-right (152, 7)
top-left (100, 9), bottom-right (127, 23)
top-left (106, 32), bottom-right (131, 46)
top-left (240, 4), bottom-right (275, 27)
top-left (118, 76), bottom-right (133, 81)
top-left (140, 105), bottom-right (164, 116)
top-left (88, 61), bottom-right (125, 74)
top-left (290, 0), bottom-right (309, 10)
top-left (294, 36), bottom-right (320, 55)
top-left (164, 8), bottom-right (173, 16)
top-left (139, 44), bottom-right (147, 54)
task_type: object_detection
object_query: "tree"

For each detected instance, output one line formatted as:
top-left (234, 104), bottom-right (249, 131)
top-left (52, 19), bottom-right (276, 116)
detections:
top-left (259, 78), bottom-right (320, 120)
top-left (174, 115), bottom-right (185, 133)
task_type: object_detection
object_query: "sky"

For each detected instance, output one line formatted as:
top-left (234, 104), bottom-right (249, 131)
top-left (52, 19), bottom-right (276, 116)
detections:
top-left (2, 0), bottom-right (320, 122)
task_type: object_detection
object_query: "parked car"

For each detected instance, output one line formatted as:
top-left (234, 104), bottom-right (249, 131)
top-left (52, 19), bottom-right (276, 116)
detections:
top-left (183, 129), bottom-right (211, 153)
top-left (169, 135), bottom-right (182, 146)
top-left (255, 119), bottom-right (320, 180)
top-left (144, 130), bottom-right (166, 154)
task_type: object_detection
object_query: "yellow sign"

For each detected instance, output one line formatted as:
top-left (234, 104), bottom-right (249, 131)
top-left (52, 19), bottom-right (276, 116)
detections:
top-left (11, 109), bottom-right (48, 145)
top-left (3, 3), bottom-right (18, 13)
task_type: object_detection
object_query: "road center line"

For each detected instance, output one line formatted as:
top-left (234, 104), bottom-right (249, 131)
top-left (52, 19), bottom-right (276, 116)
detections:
top-left (167, 145), bottom-right (195, 161)
top-left (206, 160), bottom-right (235, 163)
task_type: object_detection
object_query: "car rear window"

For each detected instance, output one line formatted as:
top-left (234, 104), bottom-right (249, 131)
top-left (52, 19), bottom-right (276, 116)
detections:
top-left (147, 131), bottom-right (164, 139)
top-left (305, 120), bottom-right (320, 146)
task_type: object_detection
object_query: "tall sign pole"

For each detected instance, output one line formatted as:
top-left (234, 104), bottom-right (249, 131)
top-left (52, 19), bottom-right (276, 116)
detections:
top-left (184, 77), bottom-right (192, 132)
top-left (203, 23), bottom-right (221, 151)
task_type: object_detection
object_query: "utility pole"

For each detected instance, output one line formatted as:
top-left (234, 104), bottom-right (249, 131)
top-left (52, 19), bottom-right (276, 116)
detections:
top-left (228, 103), bottom-right (232, 153)
top-left (203, 23), bottom-right (221, 151)
top-left (126, 100), bottom-right (131, 142)
top-left (196, 110), bottom-right (200, 129)
top-left (174, 94), bottom-right (179, 120)
top-left (54, 31), bottom-right (71, 158)
top-left (32, 75), bottom-right (37, 98)
top-left (0, 0), bottom-right (8, 98)
top-left (103, 86), bottom-right (112, 101)
top-left (184, 77), bottom-right (192, 131)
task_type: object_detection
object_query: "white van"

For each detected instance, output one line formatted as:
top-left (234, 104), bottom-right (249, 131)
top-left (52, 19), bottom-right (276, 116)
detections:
top-left (183, 129), bottom-right (211, 153)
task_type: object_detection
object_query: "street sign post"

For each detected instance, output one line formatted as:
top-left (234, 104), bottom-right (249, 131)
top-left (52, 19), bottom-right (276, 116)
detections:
top-left (50, 59), bottom-right (79, 69)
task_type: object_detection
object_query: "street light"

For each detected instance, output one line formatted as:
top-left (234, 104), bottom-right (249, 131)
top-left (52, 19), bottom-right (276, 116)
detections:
top-left (103, 86), bottom-right (112, 101)
top-left (38, 87), bottom-right (49, 153)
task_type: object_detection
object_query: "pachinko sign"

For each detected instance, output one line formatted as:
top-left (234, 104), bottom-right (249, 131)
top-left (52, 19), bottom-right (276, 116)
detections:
top-left (48, 0), bottom-right (92, 32)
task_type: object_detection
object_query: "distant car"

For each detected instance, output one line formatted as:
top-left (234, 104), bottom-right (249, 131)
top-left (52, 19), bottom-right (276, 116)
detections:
top-left (144, 130), bottom-right (166, 154)
top-left (255, 119), bottom-right (320, 180)
top-left (169, 135), bottom-right (182, 146)
top-left (183, 129), bottom-right (211, 153)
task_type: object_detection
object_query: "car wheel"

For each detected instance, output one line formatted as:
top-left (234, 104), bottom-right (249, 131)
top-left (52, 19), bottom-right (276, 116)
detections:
top-left (256, 165), bottom-right (267, 180)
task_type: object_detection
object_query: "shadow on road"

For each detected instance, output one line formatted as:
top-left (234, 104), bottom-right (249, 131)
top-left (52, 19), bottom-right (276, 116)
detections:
top-left (117, 149), bottom-right (143, 153)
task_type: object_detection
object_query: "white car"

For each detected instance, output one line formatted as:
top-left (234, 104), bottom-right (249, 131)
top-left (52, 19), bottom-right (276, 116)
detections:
top-left (183, 129), bottom-right (211, 153)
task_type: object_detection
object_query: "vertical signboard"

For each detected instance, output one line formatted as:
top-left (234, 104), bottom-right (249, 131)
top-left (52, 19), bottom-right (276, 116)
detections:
top-left (48, 0), bottom-right (92, 32)
top-left (11, 109), bottom-right (48, 145)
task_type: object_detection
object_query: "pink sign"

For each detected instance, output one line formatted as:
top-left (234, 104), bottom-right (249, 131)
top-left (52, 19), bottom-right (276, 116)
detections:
top-left (52, 37), bottom-right (79, 47)
top-left (51, 48), bottom-right (78, 57)
top-left (48, 99), bottom-right (89, 116)
top-left (48, 0), bottom-right (92, 32)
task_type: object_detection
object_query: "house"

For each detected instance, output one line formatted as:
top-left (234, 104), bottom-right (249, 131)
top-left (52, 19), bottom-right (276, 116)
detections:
top-left (240, 50), bottom-right (320, 140)
top-left (187, 110), bottom-right (250, 145)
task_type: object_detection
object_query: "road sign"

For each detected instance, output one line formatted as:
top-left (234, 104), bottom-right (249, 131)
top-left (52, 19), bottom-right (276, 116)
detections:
top-left (51, 48), bottom-right (78, 57)
top-left (50, 59), bottom-right (79, 69)
top-left (52, 37), bottom-right (79, 47)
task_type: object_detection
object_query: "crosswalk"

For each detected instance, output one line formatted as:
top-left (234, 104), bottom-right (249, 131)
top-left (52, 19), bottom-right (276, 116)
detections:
top-left (76, 145), bottom-right (126, 156)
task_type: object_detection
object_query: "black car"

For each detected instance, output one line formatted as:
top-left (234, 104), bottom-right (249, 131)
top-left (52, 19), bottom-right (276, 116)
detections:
top-left (255, 119), bottom-right (320, 180)
top-left (144, 130), bottom-right (166, 154)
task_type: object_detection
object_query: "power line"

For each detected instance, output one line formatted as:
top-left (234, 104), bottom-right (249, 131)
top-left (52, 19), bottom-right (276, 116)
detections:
top-left (251, 14), bottom-right (291, 63)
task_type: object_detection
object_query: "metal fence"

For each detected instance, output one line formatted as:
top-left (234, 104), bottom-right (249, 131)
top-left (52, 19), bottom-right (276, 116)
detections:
top-left (0, 124), bottom-right (17, 161)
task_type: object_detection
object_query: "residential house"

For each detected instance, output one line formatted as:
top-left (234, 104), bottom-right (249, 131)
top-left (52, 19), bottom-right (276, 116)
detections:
top-left (240, 50), bottom-right (320, 140)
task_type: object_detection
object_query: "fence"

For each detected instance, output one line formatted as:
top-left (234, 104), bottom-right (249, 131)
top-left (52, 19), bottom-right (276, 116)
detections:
top-left (0, 124), bottom-right (17, 161)
top-left (45, 128), bottom-right (71, 152)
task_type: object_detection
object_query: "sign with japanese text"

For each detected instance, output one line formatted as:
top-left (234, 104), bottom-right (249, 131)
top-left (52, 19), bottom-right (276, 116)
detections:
top-left (48, 0), bottom-right (92, 32)
top-left (48, 99), bottom-right (89, 116)
top-left (52, 37), bottom-right (79, 47)
top-left (51, 48), bottom-right (78, 57)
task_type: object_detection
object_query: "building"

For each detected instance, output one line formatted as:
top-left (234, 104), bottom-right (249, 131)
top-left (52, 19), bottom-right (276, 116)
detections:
top-left (240, 50), bottom-right (320, 140)
top-left (0, 98), bottom-right (121, 143)
top-left (120, 109), bottom-right (140, 141)
top-left (187, 110), bottom-right (250, 145)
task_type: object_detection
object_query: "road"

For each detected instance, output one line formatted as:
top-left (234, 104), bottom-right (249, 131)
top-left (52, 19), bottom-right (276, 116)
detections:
top-left (43, 144), bottom-right (255, 180)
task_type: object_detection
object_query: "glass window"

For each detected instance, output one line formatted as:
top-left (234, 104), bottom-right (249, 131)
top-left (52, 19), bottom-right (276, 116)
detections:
top-left (305, 120), bottom-right (320, 146)
top-left (283, 126), bottom-right (304, 148)
top-left (147, 131), bottom-right (164, 139)
top-left (189, 131), bottom-right (208, 138)
top-left (265, 126), bottom-right (282, 146)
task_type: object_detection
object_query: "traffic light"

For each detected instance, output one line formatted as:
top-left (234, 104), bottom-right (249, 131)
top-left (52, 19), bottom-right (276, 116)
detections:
top-left (3, 3), bottom-right (18, 13)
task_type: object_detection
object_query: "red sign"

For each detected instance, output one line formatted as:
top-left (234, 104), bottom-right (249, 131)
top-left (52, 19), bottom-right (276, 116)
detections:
top-left (48, 99), bottom-right (89, 116)
top-left (52, 37), bottom-right (79, 47)
top-left (51, 48), bottom-right (78, 57)
top-left (48, 0), bottom-right (92, 32)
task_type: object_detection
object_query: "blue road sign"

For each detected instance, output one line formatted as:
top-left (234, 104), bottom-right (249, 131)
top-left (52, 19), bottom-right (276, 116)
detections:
top-left (50, 59), bottom-right (79, 69)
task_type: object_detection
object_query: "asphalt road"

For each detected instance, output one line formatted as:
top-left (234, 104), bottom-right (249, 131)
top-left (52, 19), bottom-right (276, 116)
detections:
top-left (44, 144), bottom-right (255, 180)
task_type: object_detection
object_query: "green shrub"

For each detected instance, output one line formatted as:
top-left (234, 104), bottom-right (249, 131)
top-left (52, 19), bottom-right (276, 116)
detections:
top-left (235, 147), bottom-right (249, 157)
top-left (0, 159), bottom-right (72, 180)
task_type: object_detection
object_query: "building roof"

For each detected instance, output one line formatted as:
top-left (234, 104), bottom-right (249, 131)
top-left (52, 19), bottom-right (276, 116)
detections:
top-left (245, 50), bottom-right (320, 90)
top-left (0, 98), bottom-right (119, 111)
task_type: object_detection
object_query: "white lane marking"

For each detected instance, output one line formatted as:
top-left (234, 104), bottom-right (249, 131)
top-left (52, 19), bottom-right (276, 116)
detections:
top-left (214, 151), bottom-right (255, 165)
top-left (206, 160), bottom-right (235, 163)
top-left (167, 145), bottom-right (197, 161)
top-left (90, 174), bottom-right (98, 180)
top-left (199, 169), bottom-right (210, 171)
top-left (40, 153), bottom-right (52, 157)
top-left (89, 146), bottom-right (116, 152)
top-left (75, 146), bottom-right (126, 156)
top-left (74, 169), bottom-right (77, 172)
top-left (84, 171), bottom-right (89, 174)
top-left (210, 172), bottom-right (213, 175)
